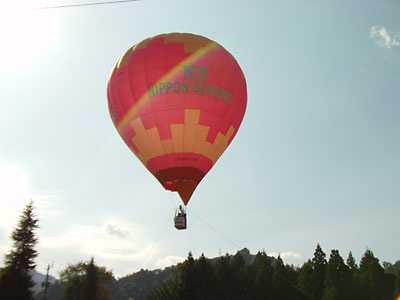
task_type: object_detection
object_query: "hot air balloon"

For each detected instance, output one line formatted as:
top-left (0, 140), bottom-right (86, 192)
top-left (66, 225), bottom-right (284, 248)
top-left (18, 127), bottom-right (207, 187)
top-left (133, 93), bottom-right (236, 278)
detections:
top-left (107, 33), bottom-right (247, 229)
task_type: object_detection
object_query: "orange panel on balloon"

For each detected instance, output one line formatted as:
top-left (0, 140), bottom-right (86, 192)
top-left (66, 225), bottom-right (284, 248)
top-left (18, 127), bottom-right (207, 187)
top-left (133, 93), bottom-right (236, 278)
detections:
top-left (107, 33), bottom-right (247, 205)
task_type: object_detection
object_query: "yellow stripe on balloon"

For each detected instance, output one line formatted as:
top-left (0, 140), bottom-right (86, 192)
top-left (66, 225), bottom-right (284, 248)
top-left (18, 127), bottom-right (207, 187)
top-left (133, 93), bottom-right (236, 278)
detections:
top-left (116, 41), bottom-right (219, 132)
top-left (128, 109), bottom-right (235, 165)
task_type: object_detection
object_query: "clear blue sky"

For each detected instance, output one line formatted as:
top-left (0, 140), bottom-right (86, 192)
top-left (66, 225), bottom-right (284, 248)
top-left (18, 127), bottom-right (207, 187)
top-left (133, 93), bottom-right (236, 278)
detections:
top-left (0, 0), bottom-right (399, 277)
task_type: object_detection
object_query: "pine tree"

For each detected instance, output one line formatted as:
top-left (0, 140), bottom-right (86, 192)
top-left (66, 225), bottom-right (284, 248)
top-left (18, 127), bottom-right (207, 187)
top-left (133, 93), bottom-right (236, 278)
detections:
top-left (230, 250), bottom-right (247, 299)
top-left (296, 244), bottom-right (327, 300)
top-left (253, 251), bottom-right (274, 300)
top-left (322, 249), bottom-right (350, 300)
top-left (178, 252), bottom-right (197, 300)
top-left (194, 253), bottom-right (215, 299)
top-left (394, 261), bottom-right (400, 299)
top-left (346, 251), bottom-right (357, 272)
top-left (311, 243), bottom-right (327, 299)
top-left (359, 249), bottom-right (393, 300)
top-left (345, 251), bottom-right (362, 298)
top-left (85, 257), bottom-right (99, 300)
top-left (271, 255), bottom-right (293, 300)
top-left (4, 201), bottom-right (39, 270)
top-left (147, 279), bottom-right (179, 300)
top-left (296, 259), bottom-right (314, 300)
top-left (395, 267), bottom-right (400, 299)
top-left (214, 254), bottom-right (232, 300)
top-left (0, 201), bottom-right (39, 300)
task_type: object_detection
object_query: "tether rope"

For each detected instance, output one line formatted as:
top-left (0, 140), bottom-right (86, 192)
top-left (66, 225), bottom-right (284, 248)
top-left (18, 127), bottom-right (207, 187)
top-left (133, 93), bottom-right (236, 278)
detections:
top-left (35, 0), bottom-right (141, 9)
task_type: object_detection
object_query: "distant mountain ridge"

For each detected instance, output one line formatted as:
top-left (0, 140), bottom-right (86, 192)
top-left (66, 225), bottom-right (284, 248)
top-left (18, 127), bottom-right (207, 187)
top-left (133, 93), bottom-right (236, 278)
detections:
top-left (31, 269), bottom-right (57, 294)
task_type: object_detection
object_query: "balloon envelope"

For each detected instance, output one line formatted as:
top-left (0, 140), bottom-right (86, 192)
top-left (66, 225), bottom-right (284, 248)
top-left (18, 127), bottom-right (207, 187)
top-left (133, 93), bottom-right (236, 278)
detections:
top-left (107, 33), bottom-right (247, 205)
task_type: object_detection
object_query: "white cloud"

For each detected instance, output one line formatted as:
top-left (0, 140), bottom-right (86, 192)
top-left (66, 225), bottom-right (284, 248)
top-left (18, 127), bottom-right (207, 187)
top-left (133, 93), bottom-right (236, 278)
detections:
top-left (155, 255), bottom-right (185, 269)
top-left (0, 161), bottom-right (58, 228)
top-left (270, 251), bottom-right (304, 266)
top-left (102, 221), bottom-right (130, 238)
top-left (0, 225), bottom-right (10, 266)
top-left (370, 25), bottom-right (400, 49)
top-left (0, 162), bottom-right (33, 226)
top-left (37, 221), bottom-right (158, 277)
top-left (41, 224), bottom-right (135, 256)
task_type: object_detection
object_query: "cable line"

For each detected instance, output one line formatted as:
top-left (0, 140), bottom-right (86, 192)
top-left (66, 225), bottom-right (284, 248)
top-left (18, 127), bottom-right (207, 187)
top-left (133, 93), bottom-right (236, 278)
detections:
top-left (186, 224), bottom-right (197, 256)
top-left (138, 210), bottom-right (172, 270)
top-left (186, 207), bottom-right (241, 249)
top-left (36, 0), bottom-right (141, 9)
top-left (273, 270), bottom-right (317, 300)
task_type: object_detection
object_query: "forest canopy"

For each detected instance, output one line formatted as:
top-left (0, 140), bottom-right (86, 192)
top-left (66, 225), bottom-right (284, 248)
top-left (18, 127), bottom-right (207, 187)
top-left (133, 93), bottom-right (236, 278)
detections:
top-left (35, 245), bottom-right (400, 300)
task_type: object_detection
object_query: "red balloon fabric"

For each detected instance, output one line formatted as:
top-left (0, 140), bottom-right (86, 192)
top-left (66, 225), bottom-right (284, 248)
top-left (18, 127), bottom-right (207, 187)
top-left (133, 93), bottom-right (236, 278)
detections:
top-left (107, 33), bottom-right (247, 205)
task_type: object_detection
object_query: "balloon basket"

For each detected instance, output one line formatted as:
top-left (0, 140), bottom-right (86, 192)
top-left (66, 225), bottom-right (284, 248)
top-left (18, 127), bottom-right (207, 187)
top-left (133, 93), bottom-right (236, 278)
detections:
top-left (174, 207), bottom-right (187, 230)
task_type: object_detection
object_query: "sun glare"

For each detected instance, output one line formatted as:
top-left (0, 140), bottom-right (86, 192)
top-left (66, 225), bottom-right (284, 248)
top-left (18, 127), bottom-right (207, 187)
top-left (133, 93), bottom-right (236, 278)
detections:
top-left (0, 0), bottom-right (60, 72)
top-left (0, 162), bottom-right (33, 226)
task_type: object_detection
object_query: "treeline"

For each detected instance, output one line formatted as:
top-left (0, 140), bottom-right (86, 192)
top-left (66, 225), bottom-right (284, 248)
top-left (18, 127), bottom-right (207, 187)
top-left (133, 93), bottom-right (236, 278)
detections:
top-left (37, 263), bottom-right (176, 300)
top-left (32, 247), bottom-right (400, 300)
top-left (148, 246), bottom-right (400, 300)
top-left (1, 202), bottom-right (399, 300)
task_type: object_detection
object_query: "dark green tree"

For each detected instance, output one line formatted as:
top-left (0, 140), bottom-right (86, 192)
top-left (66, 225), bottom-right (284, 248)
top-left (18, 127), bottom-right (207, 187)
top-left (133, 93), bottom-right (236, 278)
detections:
top-left (271, 255), bottom-right (296, 300)
top-left (284, 263), bottom-right (300, 299)
top-left (147, 278), bottom-right (179, 300)
top-left (252, 250), bottom-right (274, 300)
top-left (297, 244), bottom-right (327, 300)
top-left (311, 243), bottom-right (327, 299)
top-left (394, 261), bottom-right (400, 298)
top-left (178, 252), bottom-right (198, 300)
top-left (322, 249), bottom-right (350, 300)
top-left (0, 201), bottom-right (39, 300)
top-left (60, 258), bottom-right (113, 300)
top-left (143, 254), bottom-right (214, 300)
top-left (382, 261), bottom-right (399, 300)
top-left (230, 250), bottom-right (247, 299)
top-left (345, 251), bottom-right (362, 299)
top-left (214, 254), bottom-right (232, 300)
top-left (358, 249), bottom-right (393, 300)
top-left (296, 259), bottom-right (317, 300)
top-left (85, 257), bottom-right (99, 300)
top-left (346, 251), bottom-right (357, 272)
top-left (117, 267), bottom-right (174, 300)
top-left (194, 253), bottom-right (215, 299)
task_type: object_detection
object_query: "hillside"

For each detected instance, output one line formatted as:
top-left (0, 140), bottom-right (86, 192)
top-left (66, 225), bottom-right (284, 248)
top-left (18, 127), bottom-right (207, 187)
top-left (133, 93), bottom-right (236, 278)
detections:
top-left (34, 247), bottom-right (400, 300)
top-left (31, 269), bottom-right (57, 295)
top-left (34, 248), bottom-right (259, 299)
